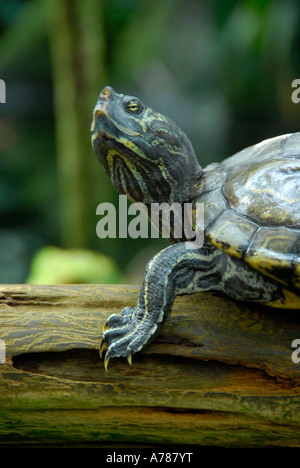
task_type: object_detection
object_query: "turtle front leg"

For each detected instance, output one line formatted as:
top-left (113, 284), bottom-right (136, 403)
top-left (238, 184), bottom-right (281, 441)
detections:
top-left (99, 242), bottom-right (221, 369)
top-left (100, 241), bottom-right (283, 369)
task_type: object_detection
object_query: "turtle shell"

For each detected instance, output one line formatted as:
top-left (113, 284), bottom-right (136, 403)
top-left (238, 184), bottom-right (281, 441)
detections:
top-left (195, 133), bottom-right (300, 297)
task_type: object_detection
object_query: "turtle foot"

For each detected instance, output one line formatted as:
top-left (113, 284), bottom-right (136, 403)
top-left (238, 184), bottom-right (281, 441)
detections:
top-left (99, 306), bottom-right (159, 371)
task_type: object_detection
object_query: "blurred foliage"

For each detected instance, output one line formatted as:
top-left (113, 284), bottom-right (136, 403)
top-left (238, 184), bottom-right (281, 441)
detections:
top-left (0, 0), bottom-right (299, 284)
top-left (27, 246), bottom-right (122, 284)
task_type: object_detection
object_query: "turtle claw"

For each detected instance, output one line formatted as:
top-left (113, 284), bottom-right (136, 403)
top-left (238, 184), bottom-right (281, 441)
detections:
top-left (99, 338), bottom-right (107, 359)
top-left (104, 352), bottom-right (111, 372)
top-left (100, 345), bottom-right (132, 370)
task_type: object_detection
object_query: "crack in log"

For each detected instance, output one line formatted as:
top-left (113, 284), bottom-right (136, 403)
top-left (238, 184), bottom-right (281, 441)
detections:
top-left (156, 335), bottom-right (200, 348)
top-left (10, 349), bottom-right (299, 392)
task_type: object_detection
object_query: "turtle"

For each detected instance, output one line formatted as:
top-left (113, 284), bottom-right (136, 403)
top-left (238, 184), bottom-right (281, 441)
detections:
top-left (91, 85), bottom-right (300, 370)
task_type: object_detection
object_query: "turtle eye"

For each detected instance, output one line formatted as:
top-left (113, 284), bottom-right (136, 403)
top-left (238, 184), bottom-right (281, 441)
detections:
top-left (124, 99), bottom-right (143, 115)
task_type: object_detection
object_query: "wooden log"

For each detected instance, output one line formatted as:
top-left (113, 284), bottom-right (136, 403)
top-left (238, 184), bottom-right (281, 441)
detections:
top-left (0, 284), bottom-right (299, 447)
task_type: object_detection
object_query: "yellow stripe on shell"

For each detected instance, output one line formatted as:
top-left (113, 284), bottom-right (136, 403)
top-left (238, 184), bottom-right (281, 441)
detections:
top-left (264, 288), bottom-right (300, 309)
top-left (245, 160), bottom-right (300, 205)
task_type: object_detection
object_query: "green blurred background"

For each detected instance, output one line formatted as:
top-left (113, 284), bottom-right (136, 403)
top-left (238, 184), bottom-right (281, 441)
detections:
top-left (0, 0), bottom-right (299, 285)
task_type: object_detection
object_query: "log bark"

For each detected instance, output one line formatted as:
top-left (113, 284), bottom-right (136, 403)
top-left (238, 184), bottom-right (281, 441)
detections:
top-left (0, 284), bottom-right (299, 447)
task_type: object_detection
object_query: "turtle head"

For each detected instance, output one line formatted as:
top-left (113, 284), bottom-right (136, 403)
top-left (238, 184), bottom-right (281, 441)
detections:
top-left (91, 86), bottom-right (203, 204)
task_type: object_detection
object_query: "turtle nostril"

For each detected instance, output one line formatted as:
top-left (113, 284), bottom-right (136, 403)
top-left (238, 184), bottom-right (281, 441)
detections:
top-left (101, 86), bottom-right (114, 97)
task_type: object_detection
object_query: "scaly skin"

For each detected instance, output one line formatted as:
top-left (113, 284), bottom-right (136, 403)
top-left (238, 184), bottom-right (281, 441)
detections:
top-left (91, 86), bottom-right (299, 369)
top-left (99, 241), bottom-right (282, 369)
